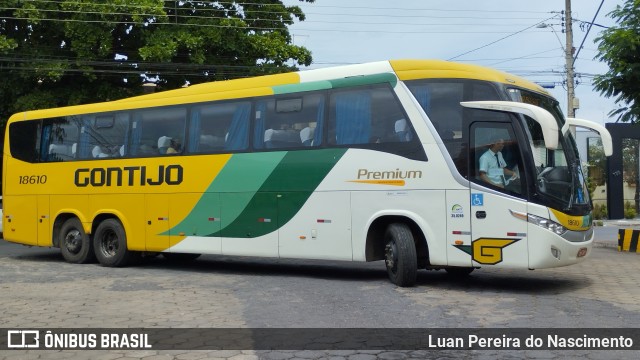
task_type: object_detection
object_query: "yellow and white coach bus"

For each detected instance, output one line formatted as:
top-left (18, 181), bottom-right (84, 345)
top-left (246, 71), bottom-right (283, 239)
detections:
top-left (2, 60), bottom-right (612, 286)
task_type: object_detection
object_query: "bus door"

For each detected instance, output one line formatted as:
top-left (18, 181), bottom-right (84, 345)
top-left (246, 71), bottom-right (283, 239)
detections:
top-left (4, 195), bottom-right (39, 246)
top-left (145, 194), bottom-right (170, 252)
top-left (220, 192), bottom-right (279, 257)
top-left (468, 121), bottom-right (529, 268)
top-left (37, 195), bottom-right (51, 246)
top-left (278, 191), bottom-right (352, 260)
top-left (168, 192), bottom-right (222, 254)
top-left (446, 189), bottom-right (472, 267)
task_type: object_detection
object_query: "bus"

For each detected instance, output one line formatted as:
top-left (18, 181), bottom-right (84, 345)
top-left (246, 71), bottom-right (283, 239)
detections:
top-left (2, 59), bottom-right (612, 287)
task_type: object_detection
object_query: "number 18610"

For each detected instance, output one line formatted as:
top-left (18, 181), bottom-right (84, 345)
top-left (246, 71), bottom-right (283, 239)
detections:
top-left (18, 175), bottom-right (47, 185)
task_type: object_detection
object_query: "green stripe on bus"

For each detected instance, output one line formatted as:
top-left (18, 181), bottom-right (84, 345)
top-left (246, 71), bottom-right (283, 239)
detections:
top-left (272, 73), bottom-right (397, 95)
top-left (329, 73), bottom-right (398, 89)
top-left (214, 148), bottom-right (347, 238)
top-left (165, 152), bottom-right (287, 237)
top-left (273, 81), bottom-right (333, 95)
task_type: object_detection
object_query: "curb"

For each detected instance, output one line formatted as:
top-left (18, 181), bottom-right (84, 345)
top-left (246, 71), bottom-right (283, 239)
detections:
top-left (601, 221), bottom-right (640, 227)
top-left (617, 228), bottom-right (640, 253)
top-left (593, 241), bottom-right (618, 249)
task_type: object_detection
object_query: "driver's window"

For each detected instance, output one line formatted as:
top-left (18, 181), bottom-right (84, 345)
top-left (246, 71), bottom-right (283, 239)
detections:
top-left (471, 122), bottom-right (524, 196)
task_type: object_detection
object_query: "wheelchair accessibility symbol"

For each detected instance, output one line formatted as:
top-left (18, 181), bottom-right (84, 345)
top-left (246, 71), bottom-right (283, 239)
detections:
top-left (471, 193), bottom-right (484, 206)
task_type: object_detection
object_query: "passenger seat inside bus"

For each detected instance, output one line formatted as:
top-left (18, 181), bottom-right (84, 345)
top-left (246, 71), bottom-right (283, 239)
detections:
top-left (49, 144), bottom-right (74, 160)
top-left (91, 146), bottom-right (110, 158)
top-left (394, 119), bottom-right (412, 142)
top-left (157, 136), bottom-right (172, 154)
top-left (199, 134), bottom-right (225, 151)
top-left (300, 127), bottom-right (315, 146)
top-left (264, 129), bottom-right (300, 148)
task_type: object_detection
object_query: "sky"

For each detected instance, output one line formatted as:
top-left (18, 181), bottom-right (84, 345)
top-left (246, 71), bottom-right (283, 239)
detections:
top-left (282, 0), bottom-right (623, 125)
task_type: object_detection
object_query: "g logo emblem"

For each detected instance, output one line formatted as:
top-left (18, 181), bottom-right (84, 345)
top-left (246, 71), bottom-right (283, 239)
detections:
top-left (472, 238), bottom-right (518, 265)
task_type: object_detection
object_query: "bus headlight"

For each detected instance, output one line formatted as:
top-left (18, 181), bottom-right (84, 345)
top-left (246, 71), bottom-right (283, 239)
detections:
top-left (527, 214), bottom-right (567, 235)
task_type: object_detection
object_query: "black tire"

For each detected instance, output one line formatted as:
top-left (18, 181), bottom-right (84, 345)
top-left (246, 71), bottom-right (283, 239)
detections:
top-left (384, 223), bottom-right (418, 287)
top-left (445, 267), bottom-right (474, 277)
top-left (93, 218), bottom-right (133, 267)
top-left (162, 253), bottom-right (201, 262)
top-left (59, 218), bottom-right (95, 264)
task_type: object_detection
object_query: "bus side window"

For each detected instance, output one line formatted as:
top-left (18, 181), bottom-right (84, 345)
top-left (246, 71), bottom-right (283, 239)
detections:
top-left (9, 120), bottom-right (40, 163)
top-left (329, 89), bottom-right (371, 145)
top-left (131, 107), bottom-right (186, 156)
top-left (471, 123), bottom-right (524, 196)
top-left (81, 113), bottom-right (130, 159)
top-left (42, 117), bottom-right (81, 162)
top-left (253, 92), bottom-right (324, 150)
top-left (407, 80), bottom-right (502, 176)
top-left (188, 101), bottom-right (251, 154)
top-left (328, 84), bottom-right (412, 146)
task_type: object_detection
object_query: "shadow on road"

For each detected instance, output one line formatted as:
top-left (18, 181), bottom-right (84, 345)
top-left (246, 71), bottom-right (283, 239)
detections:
top-left (1, 239), bottom-right (592, 294)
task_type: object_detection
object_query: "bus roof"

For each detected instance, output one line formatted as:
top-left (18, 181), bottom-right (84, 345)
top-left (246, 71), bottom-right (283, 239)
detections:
top-left (8, 59), bottom-right (550, 122)
top-left (389, 59), bottom-right (549, 95)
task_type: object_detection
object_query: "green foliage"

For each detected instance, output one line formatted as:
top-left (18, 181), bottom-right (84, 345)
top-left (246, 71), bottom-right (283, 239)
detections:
top-left (622, 139), bottom-right (640, 184)
top-left (585, 176), bottom-right (596, 201)
top-left (624, 201), bottom-right (637, 219)
top-left (0, 0), bottom-right (314, 130)
top-left (593, 0), bottom-right (640, 123)
top-left (0, 35), bottom-right (17, 52)
top-left (586, 138), bottom-right (606, 187)
top-left (592, 203), bottom-right (608, 220)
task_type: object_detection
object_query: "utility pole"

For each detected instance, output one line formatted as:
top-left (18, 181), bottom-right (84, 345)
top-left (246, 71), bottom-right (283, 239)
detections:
top-left (565, 0), bottom-right (576, 118)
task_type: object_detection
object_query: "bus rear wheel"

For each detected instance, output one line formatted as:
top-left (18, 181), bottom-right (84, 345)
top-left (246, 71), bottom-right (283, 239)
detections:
top-left (59, 218), bottom-right (95, 264)
top-left (384, 223), bottom-right (417, 287)
top-left (93, 219), bottom-right (132, 267)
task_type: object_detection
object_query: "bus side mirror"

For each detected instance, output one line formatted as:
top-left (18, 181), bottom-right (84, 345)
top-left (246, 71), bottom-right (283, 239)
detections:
top-left (460, 101), bottom-right (559, 151)
top-left (563, 118), bottom-right (613, 157)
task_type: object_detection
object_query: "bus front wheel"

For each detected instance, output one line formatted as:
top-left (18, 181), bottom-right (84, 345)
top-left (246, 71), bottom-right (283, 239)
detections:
top-left (59, 218), bottom-right (95, 264)
top-left (384, 223), bottom-right (417, 287)
top-left (93, 219), bottom-right (132, 267)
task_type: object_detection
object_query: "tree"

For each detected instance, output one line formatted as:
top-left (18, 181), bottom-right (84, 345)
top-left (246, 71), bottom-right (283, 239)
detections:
top-left (0, 0), bottom-right (313, 128)
top-left (587, 137), bottom-right (606, 185)
top-left (593, 0), bottom-right (640, 123)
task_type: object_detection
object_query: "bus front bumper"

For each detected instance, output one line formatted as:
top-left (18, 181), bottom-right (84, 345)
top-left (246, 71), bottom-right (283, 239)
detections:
top-left (527, 226), bottom-right (594, 269)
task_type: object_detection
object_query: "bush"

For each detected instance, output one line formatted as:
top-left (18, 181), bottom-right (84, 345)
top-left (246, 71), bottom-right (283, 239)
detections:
top-left (624, 201), bottom-right (636, 219)
top-left (593, 204), bottom-right (608, 220)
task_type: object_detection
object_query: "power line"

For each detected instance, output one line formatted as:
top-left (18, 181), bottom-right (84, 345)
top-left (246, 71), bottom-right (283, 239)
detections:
top-left (0, 15), bottom-right (285, 30)
top-left (0, 7), bottom-right (552, 27)
top-left (447, 15), bottom-right (559, 60)
top-left (279, 0), bottom-right (550, 14)
top-left (18, 0), bottom-right (551, 14)
top-left (13, 0), bottom-right (551, 19)
top-left (1, 6), bottom-right (552, 23)
top-left (454, 48), bottom-right (560, 64)
top-left (0, 15), bottom-right (554, 34)
top-left (573, 0), bottom-right (605, 63)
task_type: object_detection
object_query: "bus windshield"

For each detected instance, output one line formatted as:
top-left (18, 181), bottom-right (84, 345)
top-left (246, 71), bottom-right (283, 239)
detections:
top-left (508, 88), bottom-right (590, 213)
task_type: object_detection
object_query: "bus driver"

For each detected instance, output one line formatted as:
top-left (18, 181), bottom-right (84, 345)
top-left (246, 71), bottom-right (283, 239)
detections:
top-left (479, 136), bottom-right (518, 188)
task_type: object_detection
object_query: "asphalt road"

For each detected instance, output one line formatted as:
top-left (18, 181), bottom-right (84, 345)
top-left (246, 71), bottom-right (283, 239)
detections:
top-left (0, 227), bottom-right (638, 360)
